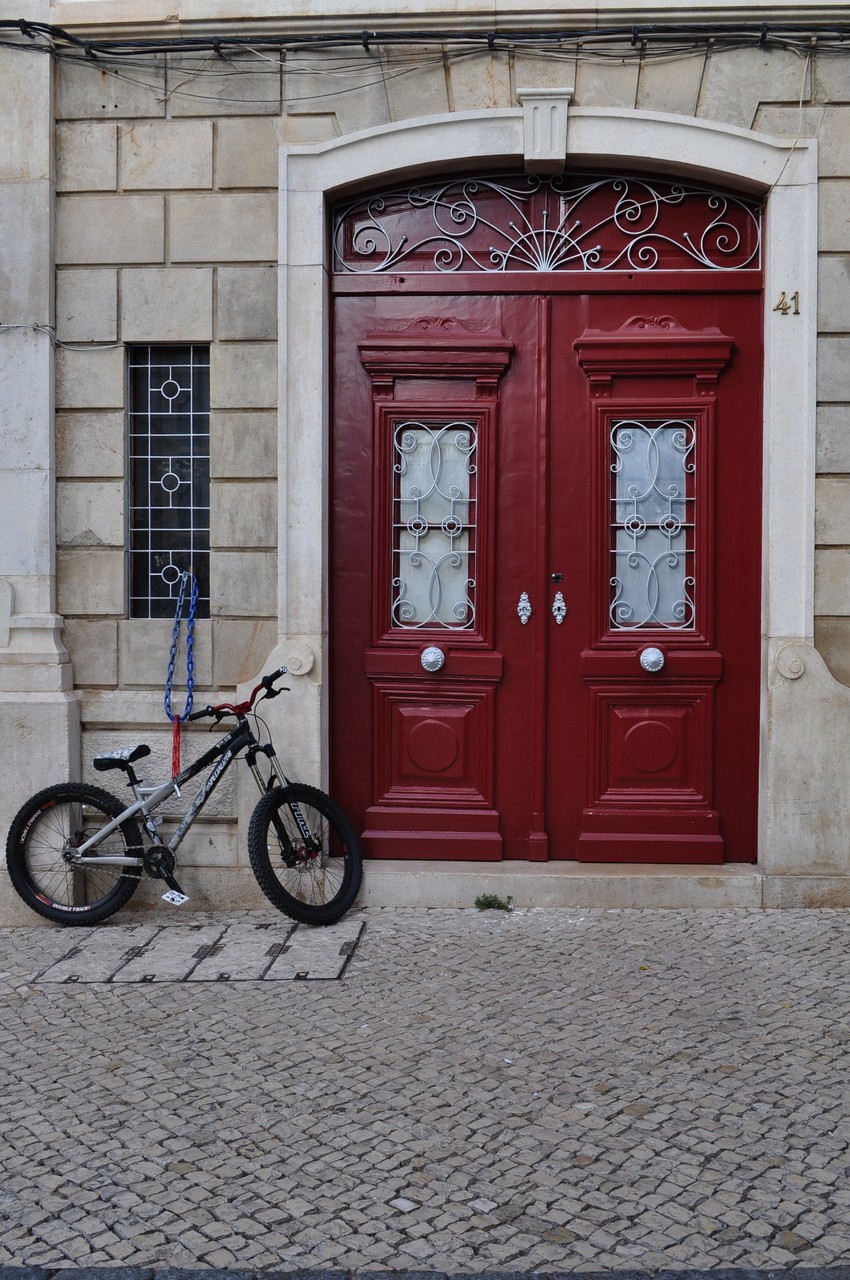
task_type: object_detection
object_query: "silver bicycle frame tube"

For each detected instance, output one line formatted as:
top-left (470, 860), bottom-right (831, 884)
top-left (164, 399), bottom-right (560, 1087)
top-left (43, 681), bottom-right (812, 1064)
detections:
top-left (71, 722), bottom-right (265, 866)
top-left (71, 777), bottom-right (178, 865)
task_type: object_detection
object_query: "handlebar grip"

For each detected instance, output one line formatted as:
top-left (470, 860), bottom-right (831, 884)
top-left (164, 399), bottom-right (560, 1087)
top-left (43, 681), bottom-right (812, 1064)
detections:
top-left (187, 706), bottom-right (230, 722)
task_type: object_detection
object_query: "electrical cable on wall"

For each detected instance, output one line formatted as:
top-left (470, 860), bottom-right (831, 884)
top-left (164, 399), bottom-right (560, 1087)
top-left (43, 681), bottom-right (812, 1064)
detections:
top-left (0, 323), bottom-right (123, 351)
top-left (2, 21), bottom-right (843, 112)
top-left (2, 19), bottom-right (850, 60)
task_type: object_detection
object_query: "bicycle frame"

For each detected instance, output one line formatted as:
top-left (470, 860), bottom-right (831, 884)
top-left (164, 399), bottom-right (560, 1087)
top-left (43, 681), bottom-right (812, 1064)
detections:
top-left (69, 717), bottom-right (288, 868)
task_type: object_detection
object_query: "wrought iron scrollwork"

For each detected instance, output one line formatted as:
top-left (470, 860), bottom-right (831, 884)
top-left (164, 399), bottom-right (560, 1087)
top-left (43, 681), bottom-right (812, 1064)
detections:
top-left (334, 174), bottom-right (761, 275)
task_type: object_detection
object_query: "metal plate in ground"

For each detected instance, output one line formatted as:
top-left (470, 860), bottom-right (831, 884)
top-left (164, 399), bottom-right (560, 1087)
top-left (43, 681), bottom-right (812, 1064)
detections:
top-left (33, 919), bottom-right (365, 983)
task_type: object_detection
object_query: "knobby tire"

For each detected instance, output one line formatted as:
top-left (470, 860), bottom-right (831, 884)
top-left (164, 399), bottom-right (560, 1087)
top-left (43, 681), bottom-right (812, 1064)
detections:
top-left (6, 783), bottom-right (143, 926)
top-left (247, 783), bottom-right (362, 926)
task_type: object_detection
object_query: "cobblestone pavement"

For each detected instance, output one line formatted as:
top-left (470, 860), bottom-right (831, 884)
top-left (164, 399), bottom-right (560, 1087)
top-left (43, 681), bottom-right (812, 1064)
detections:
top-left (2, 906), bottom-right (850, 1273)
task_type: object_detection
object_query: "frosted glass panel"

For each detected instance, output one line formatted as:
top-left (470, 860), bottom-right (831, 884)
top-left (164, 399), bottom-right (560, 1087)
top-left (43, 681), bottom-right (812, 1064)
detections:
top-left (392, 420), bottom-right (477, 629)
top-left (610, 418), bottom-right (696, 630)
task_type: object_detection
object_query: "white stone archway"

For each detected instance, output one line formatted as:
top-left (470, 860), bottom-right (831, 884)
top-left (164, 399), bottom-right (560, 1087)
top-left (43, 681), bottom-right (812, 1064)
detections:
top-left (276, 106), bottom-right (833, 897)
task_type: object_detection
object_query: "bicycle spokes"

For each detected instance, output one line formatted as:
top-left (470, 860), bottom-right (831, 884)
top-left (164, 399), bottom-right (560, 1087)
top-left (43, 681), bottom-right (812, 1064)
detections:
top-left (247, 783), bottom-right (362, 926)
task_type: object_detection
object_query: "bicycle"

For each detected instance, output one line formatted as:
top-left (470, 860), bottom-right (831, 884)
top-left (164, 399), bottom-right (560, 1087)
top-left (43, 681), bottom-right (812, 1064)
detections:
top-left (5, 667), bottom-right (362, 928)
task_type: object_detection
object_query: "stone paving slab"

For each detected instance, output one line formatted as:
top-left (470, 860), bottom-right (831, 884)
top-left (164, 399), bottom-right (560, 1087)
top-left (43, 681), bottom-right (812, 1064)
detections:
top-left (3, 907), bottom-right (850, 1272)
top-left (29, 920), bottom-right (365, 984)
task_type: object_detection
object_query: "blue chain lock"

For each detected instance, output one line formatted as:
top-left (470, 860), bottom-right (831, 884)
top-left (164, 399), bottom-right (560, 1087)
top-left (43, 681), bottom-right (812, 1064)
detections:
top-left (164, 571), bottom-right (198, 725)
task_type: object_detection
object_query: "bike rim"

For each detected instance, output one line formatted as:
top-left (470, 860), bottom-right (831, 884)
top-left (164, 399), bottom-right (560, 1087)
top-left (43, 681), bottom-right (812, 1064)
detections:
top-left (23, 800), bottom-right (134, 910)
top-left (268, 803), bottom-right (352, 907)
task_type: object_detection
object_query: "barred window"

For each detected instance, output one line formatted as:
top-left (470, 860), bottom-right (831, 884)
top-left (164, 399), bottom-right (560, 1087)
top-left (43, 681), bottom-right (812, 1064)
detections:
top-left (128, 345), bottom-right (210, 619)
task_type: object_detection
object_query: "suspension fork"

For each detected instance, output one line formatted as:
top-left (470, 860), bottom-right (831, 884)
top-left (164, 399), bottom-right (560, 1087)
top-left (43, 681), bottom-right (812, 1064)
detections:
top-left (244, 744), bottom-right (318, 854)
top-left (244, 741), bottom-right (290, 795)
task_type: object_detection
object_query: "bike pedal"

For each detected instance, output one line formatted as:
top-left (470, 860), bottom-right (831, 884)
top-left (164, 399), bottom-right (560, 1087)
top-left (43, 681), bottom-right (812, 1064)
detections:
top-left (159, 867), bottom-right (189, 905)
top-left (162, 889), bottom-right (190, 906)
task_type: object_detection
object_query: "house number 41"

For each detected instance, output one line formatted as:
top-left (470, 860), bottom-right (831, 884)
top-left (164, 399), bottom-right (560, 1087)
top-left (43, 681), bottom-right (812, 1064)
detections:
top-left (773, 290), bottom-right (801, 315)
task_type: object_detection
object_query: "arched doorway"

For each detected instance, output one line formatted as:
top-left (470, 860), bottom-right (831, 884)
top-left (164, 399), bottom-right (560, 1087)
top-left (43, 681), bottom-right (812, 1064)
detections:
top-left (329, 172), bottom-right (763, 862)
top-left (276, 107), bottom-right (817, 872)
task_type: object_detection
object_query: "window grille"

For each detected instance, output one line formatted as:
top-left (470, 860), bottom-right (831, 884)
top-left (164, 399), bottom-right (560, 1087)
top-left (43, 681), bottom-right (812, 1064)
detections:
top-left (128, 345), bottom-right (210, 619)
top-left (610, 417), bottom-right (696, 630)
top-left (391, 418), bottom-right (478, 630)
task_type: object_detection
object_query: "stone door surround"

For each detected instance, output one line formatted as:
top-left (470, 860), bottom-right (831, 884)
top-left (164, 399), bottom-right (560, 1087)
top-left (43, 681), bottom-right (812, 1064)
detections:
top-left (277, 105), bottom-right (818, 867)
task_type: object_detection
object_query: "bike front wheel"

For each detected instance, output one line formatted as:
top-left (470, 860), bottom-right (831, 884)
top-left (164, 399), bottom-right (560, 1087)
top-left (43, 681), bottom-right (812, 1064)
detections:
top-left (248, 783), bottom-right (362, 926)
top-left (6, 783), bottom-right (144, 926)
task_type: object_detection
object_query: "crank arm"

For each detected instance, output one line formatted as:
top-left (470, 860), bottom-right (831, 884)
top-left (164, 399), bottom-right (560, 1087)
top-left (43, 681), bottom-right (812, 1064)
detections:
top-left (72, 856), bottom-right (144, 867)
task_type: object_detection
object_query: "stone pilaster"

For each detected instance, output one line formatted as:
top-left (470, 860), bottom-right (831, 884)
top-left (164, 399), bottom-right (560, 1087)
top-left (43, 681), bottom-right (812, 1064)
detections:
top-left (0, 4), bottom-right (79, 922)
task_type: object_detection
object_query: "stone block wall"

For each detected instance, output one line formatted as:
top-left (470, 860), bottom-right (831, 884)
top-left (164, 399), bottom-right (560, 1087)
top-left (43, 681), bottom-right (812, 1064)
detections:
top-left (53, 33), bottom-right (850, 697)
top-left (52, 52), bottom-right (290, 867)
top-left (27, 24), bottom-right (843, 900)
top-left (54, 59), bottom-right (287, 720)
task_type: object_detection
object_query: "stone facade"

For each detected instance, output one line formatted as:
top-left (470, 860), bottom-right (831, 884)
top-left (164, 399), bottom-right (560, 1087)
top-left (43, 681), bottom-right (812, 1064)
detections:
top-left (1, 0), bottom-right (850, 919)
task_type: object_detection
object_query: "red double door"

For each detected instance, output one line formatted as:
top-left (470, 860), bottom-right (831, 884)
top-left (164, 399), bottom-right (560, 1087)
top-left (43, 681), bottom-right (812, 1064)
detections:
top-left (331, 286), bottom-right (762, 863)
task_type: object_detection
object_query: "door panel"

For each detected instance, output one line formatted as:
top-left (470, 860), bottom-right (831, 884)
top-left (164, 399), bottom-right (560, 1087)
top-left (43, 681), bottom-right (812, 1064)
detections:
top-left (544, 292), bottom-right (762, 861)
top-left (333, 298), bottom-right (521, 858)
top-left (331, 288), bottom-right (762, 862)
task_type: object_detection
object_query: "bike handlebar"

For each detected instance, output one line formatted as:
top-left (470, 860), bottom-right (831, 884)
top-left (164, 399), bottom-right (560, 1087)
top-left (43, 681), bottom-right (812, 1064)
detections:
top-left (186, 666), bottom-right (290, 722)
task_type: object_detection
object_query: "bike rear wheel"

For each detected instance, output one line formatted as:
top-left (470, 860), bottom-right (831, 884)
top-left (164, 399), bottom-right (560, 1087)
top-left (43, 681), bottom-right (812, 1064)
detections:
top-left (247, 783), bottom-right (362, 925)
top-left (6, 783), bottom-right (144, 926)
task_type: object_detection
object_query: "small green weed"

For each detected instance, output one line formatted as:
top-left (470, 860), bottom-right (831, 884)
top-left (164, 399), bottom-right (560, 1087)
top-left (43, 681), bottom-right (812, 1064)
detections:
top-left (474, 892), bottom-right (514, 912)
